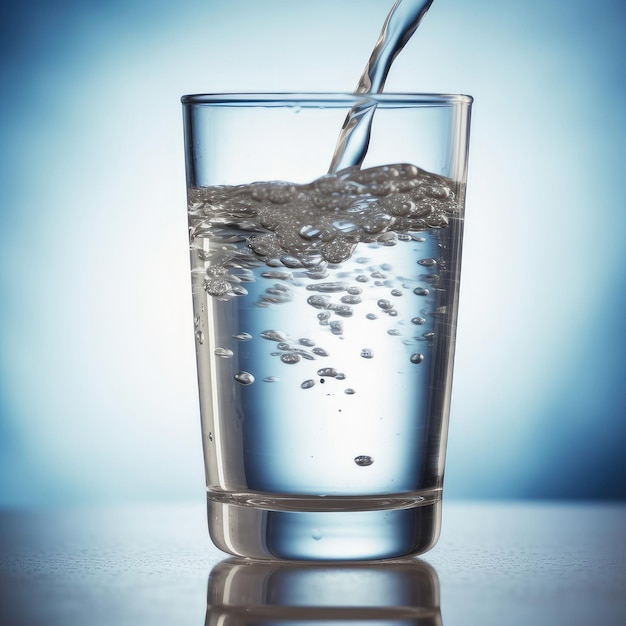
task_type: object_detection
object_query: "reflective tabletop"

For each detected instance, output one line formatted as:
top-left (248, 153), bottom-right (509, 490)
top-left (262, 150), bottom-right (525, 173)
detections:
top-left (1, 500), bottom-right (624, 625)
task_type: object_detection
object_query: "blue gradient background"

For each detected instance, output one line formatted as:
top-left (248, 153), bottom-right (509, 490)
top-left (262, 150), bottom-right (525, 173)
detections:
top-left (1, 0), bottom-right (624, 507)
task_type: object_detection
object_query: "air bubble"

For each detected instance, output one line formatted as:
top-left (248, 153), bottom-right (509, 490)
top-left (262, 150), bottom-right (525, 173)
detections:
top-left (204, 278), bottom-right (231, 297)
top-left (330, 321), bottom-right (343, 335)
top-left (347, 286), bottom-right (363, 295)
top-left (307, 295), bottom-right (330, 309)
top-left (312, 347), bottom-right (329, 357)
top-left (260, 330), bottom-right (286, 342)
top-left (299, 338), bottom-right (315, 347)
top-left (354, 455), bottom-right (374, 467)
top-left (344, 388), bottom-right (356, 395)
top-left (391, 289), bottom-right (403, 297)
top-left (366, 313), bottom-right (378, 320)
top-left (195, 330), bottom-right (204, 344)
top-left (233, 332), bottom-right (252, 341)
top-left (301, 379), bottom-right (316, 389)
top-left (387, 329), bottom-right (401, 336)
top-left (281, 353), bottom-right (301, 365)
top-left (306, 282), bottom-right (349, 293)
top-left (360, 348), bottom-right (374, 359)
top-left (410, 353), bottom-right (424, 364)
top-left (234, 371), bottom-right (255, 385)
top-left (414, 287), bottom-right (430, 296)
top-left (340, 295), bottom-right (362, 305)
top-left (263, 376), bottom-right (279, 383)
top-left (214, 347), bottom-right (233, 358)
top-left (418, 258), bottom-right (437, 267)
top-left (377, 299), bottom-right (393, 310)
top-left (317, 367), bottom-right (339, 377)
top-left (411, 317), bottom-right (426, 325)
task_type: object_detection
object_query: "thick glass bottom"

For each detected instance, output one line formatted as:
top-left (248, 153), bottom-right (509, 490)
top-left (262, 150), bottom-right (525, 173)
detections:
top-left (206, 490), bottom-right (442, 561)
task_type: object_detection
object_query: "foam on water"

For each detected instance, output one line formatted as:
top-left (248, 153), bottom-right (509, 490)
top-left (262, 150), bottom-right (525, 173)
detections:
top-left (188, 163), bottom-right (459, 303)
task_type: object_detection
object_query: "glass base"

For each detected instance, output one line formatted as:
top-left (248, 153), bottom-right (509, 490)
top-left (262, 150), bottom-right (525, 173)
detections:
top-left (206, 491), bottom-right (442, 560)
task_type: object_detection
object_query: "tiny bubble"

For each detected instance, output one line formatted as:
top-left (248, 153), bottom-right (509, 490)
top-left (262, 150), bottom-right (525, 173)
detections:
top-left (344, 388), bottom-right (356, 395)
top-left (312, 528), bottom-right (323, 540)
top-left (208, 432), bottom-right (213, 442)
top-left (410, 353), bottom-right (425, 364)
top-left (234, 371), bottom-right (255, 385)
top-left (301, 379), bottom-right (315, 389)
top-left (360, 348), bottom-right (374, 359)
top-left (418, 258), bottom-right (437, 267)
top-left (214, 347), bottom-right (234, 358)
top-left (281, 353), bottom-right (301, 365)
top-left (414, 287), bottom-right (430, 296)
top-left (354, 455), bottom-right (374, 467)
top-left (391, 289), bottom-right (403, 297)
top-left (412, 317), bottom-right (426, 325)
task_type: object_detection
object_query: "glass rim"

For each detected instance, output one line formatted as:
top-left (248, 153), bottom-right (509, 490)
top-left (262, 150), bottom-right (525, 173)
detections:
top-left (181, 92), bottom-right (473, 106)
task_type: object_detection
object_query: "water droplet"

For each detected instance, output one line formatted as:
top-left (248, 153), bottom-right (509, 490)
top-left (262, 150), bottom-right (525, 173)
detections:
top-left (340, 294), bottom-right (362, 305)
top-left (423, 332), bottom-right (435, 341)
top-left (233, 332), bottom-right (252, 341)
top-left (391, 289), bottom-right (403, 297)
top-left (366, 313), bottom-right (378, 320)
top-left (193, 315), bottom-right (200, 328)
top-left (410, 353), bottom-right (424, 364)
top-left (280, 353), bottom-right (301, 365)
top-left (234, 371), bottom-right (255, 385)
top-left (347, 286), bottom-right (363, 295)
top-left (356, 275), bottom-right (370, 283)
top-left (263, 376), bottom-right (279, 383)
top-left (360, 348), bottom-right (374, 359)
top-left (387, 329), bottom-right (401, 336)
top-left (208, 432), bottom-right (213, 442)
top-left (377, 299), bottom-right (393, 310)
top-left (214, 347), bottom-right (233, 358)
top-left (301, 379), bottom-right (316, 389)
top-left (354, 455), bottom-right (374, 467)
top-left (299, 338), bottom-right (315, 347)
top-left (411, 317), bottom-right (426, 325)
top-left (312, 528), bottom-right (323, 540)
top-left (195, 330), bottom-right (204, 344)
top-left (344, 388), bottom-right (356, 395)
top-left (414, 287), bottom-right (430, 296)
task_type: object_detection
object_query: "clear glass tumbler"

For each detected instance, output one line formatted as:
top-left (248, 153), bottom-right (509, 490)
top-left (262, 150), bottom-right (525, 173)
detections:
top-left (182, 93), bottom-right (472, 560)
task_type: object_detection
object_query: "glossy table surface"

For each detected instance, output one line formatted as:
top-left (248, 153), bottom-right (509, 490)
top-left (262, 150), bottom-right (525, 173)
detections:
top-left (1, 500), bottom-right (625, 625)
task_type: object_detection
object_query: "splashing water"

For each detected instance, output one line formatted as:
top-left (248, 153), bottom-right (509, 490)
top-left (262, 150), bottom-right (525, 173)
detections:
top-left (329, 0), bottom-right (435, 173)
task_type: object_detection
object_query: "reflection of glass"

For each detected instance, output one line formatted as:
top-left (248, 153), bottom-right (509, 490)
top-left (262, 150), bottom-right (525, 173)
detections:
top-left (205, 557), bottom-right (441, 625)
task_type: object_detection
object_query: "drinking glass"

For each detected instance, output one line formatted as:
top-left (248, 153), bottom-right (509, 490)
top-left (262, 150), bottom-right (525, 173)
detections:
top-left (182, 93), bottom-right (472, 560)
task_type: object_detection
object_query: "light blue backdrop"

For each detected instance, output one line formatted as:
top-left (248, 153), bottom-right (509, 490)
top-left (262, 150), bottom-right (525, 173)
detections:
top-left (1, 0), bottom-right (625, 507)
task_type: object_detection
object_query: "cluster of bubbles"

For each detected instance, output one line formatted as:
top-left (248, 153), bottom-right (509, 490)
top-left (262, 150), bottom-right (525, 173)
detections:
top-left (188, 163), bottom-right (458, 300)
